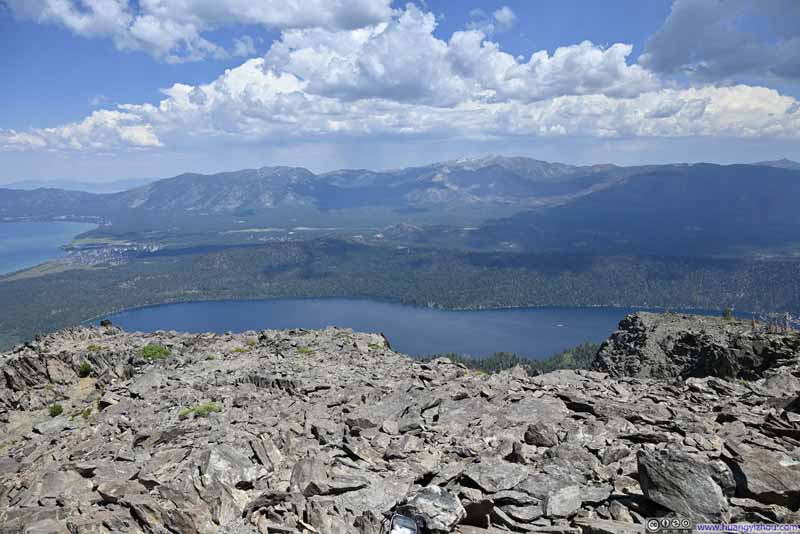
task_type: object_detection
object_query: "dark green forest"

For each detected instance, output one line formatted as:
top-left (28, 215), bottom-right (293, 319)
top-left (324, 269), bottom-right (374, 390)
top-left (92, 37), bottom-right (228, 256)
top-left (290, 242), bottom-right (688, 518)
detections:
top-left (425, 342), bottom-right (602, 375)
top-left (2, 239), bottom-right (799, 350)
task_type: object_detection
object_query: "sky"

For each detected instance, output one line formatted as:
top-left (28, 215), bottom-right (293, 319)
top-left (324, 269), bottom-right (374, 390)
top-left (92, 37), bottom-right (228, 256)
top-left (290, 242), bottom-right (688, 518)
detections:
top-left (0, 0), bottom-right (799, 182)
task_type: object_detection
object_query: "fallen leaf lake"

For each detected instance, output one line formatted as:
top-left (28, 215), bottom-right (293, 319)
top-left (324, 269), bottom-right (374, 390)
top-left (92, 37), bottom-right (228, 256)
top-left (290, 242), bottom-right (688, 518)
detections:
top-left (104, 298), bottom-right (715, 359)
top-left (1, 221), bottom-right (723, 359)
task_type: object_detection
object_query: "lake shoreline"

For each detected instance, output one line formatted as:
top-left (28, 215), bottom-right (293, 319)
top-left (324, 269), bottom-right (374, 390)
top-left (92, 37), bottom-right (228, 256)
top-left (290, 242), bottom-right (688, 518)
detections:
top-left (98, 297), bottom-right (743, 360)
top-left (89, 295), bottom-right (741, 327)
top-left (0, 221), bottom-right (97, 277)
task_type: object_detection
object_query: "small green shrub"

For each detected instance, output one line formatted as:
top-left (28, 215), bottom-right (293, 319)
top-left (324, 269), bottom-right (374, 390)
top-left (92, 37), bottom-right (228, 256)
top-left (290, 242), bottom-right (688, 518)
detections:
top-left (246, 338), bottom-right (257, 347)
top-left (231, 347), bottom-right (248, 353)
top-left (179, 402), bottom-right (222, 419)
top-left (368, 343), bottom-right (381, 350)
top-left (86, 344), bottom-right (102, 352)
top-left (49, 403), bottom-right (63, 417)
top-left (722, 308), bottom-right (735, 320)
top-left (140, 344), bottom-right (171, 360)
top-left (297, 346), bottom-right (315, 356)
top-left (78, 362), bottom-right (93, 377)
top-left (81, 407), bottom-right (92, 420)
top-left (205, 354), bottom-right (216, 360)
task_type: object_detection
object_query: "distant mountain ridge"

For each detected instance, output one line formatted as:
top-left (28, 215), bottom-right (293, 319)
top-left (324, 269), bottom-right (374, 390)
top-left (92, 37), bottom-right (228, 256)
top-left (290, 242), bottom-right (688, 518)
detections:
top-left (0, 177), bottom-right (153, 194)
top-left (473, 163), bottom-right (800, 256)
top-left (0, 156), bottom-right (622, 222)
top-left (752, 158), bottom-right (800, 171)
top-left (119, 156), bottom-right (616, 212)
top-left (1, 157), bottom-right (799, 257)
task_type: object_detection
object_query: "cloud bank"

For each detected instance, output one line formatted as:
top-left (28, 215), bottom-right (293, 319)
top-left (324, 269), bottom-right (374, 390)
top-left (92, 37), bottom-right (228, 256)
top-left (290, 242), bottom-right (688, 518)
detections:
top-left (1, 3), bottom-right (798, 155)
top-left (4, 0), bottom-right (395, 62)
top-left (640, 0), bottom-right (800, 82)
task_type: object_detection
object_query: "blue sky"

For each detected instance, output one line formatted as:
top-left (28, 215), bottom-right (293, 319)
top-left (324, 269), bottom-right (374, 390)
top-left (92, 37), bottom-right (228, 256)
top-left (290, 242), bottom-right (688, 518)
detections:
top-left (0, 0), bottom-right (798, 182)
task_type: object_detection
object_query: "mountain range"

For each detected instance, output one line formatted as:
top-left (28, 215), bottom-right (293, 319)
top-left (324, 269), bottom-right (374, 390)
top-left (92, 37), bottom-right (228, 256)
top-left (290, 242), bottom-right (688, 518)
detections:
top-left (753, 158), bottom-right (800, 171)
top-left (0, 177), bottom-right (153, 194)
top-left (0, 157), bottom-right (644, 219)
top-left (1, 156), bottom-right (799, 256)
top-left (472, 162), bottom-right (800, 256)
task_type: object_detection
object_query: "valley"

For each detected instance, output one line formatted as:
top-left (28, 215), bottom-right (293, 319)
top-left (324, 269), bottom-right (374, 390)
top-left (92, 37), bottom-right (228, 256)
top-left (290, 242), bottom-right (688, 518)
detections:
top-left (3, 157), bottom-right (799, 258)
top-left (2, 156), bottom-right (799, 353)
top-left (1, 237), bottom-right (798, 352)
top-left (4, 5), bottom-right (800, 533)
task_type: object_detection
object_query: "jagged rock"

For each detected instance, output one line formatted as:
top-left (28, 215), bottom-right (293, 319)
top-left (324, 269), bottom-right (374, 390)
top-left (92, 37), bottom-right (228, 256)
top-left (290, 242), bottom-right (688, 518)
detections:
top-left (23, 518), bottom-right (70, 534)
top-left (544, 485), bottom-right (583, 518)
top-left (73, 461), bottom-right (97, 477)
top-left (525, 422), bottom-right (559, 447)
top-left (607, 501), bottom-right (634, 523)
top-left (461, 457), bottom-right (529, 493)
top-left (97, 479), bottom-right (145, 503)
top-left (724, 445), bottom-right (800, 507)
top-left (593, 312), bottom-right (800, 379)
top-left (637, 450), bottom-right (729, 521)
top-left (399, 486), bottom-right (466, 533)
top-left (574, 518), bottom-right (643, 534)
top-left (32, 417), bottom-right (70, 435)
top-left (289, 454), bottom-right (328, 495)
top-left (199, 444), bottom-right (265, 490)
top-left (0, 321), bottom-right (798, 533)
top-left (46, 359), bottom-right (77, 385)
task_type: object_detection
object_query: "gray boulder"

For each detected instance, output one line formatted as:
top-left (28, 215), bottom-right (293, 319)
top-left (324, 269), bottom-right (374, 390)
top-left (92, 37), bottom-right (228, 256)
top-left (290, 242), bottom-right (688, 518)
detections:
top-left (592, 312), bottom-right (800, 379)
top-left (725, 445), bottom-right (800, 507)
top-left (399, 486), bottom-right (466, 533)
top-left (637, 450), bottom-right (729, 521)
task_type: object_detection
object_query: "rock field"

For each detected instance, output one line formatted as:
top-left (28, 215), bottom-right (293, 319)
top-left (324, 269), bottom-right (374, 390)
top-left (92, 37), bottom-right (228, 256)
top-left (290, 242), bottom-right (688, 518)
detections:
top-left (0, 313), bottom-right (799, 533)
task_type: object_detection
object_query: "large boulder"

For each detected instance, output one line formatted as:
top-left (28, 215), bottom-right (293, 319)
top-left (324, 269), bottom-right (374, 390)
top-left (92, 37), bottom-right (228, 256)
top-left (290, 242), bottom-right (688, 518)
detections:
top-left (592, 312), bottom-right (800, 379)
top-left (399, 486), bottom-right (466, 533)
top-left (724, 445), bottom-right (800, 507)
top-left (637, 450), bottom-right (730, 521)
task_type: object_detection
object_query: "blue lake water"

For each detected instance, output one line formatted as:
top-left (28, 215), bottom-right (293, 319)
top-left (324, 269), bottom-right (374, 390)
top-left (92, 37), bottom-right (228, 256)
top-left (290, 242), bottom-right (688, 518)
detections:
top-left (104, 298), bottom-right (720, 359)
top-left (0, 222), bottom-right (95, 275)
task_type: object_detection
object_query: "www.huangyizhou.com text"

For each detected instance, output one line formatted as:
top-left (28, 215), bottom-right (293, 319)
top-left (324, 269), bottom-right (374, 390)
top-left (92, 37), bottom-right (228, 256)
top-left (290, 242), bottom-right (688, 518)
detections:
top-left (696, 525), bottom-right (800, 532)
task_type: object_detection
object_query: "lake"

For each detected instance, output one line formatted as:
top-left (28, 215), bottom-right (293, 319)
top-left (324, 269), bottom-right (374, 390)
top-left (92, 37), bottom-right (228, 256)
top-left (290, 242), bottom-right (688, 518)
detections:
top-left (103, 298), bottom-right (716, 359)
top-left (0, 221), bottom-right (95, 275)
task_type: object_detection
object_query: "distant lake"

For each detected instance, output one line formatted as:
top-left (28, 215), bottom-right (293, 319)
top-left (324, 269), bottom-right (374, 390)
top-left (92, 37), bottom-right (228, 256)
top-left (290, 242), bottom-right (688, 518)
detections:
top-left (0, 221), bottom-right (95, 275)
top-left (103, 298), bottom-right (722, 359)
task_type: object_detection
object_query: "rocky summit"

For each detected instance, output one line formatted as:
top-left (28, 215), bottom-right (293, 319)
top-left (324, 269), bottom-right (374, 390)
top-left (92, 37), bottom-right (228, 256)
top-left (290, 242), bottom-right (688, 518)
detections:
top-left (593, 312), bottom-right (800, 380)
top-left (0, 316), bottom-right (799, 534)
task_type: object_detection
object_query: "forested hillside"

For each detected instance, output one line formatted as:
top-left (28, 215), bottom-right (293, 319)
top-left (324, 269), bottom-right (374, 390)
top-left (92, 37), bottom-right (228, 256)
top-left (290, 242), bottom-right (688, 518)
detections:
top-left (2, 239), bottom-right (798, 349)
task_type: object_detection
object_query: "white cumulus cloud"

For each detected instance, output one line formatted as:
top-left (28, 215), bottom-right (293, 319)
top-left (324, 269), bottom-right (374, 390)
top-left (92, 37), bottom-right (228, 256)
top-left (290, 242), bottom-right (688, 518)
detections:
top-left (467, 5), bottom-right (516, 34)
top-left (3, 0), bottom-right (395, 62)
top-left (265, 5), bottom-right (659, 105)
top-left (1, 110), bottom-right (162, 151)
top-left (1, 5), bottom-right (798, 154)
top-left (492, 6), bottom-right (516, 31)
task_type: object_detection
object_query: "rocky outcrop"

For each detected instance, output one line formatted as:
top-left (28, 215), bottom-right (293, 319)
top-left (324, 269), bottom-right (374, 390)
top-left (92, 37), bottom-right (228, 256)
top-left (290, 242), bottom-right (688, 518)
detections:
top-left (592, 312), bottom-right (800, 380)
top-left (0, 320), bottom-right (799, 533)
